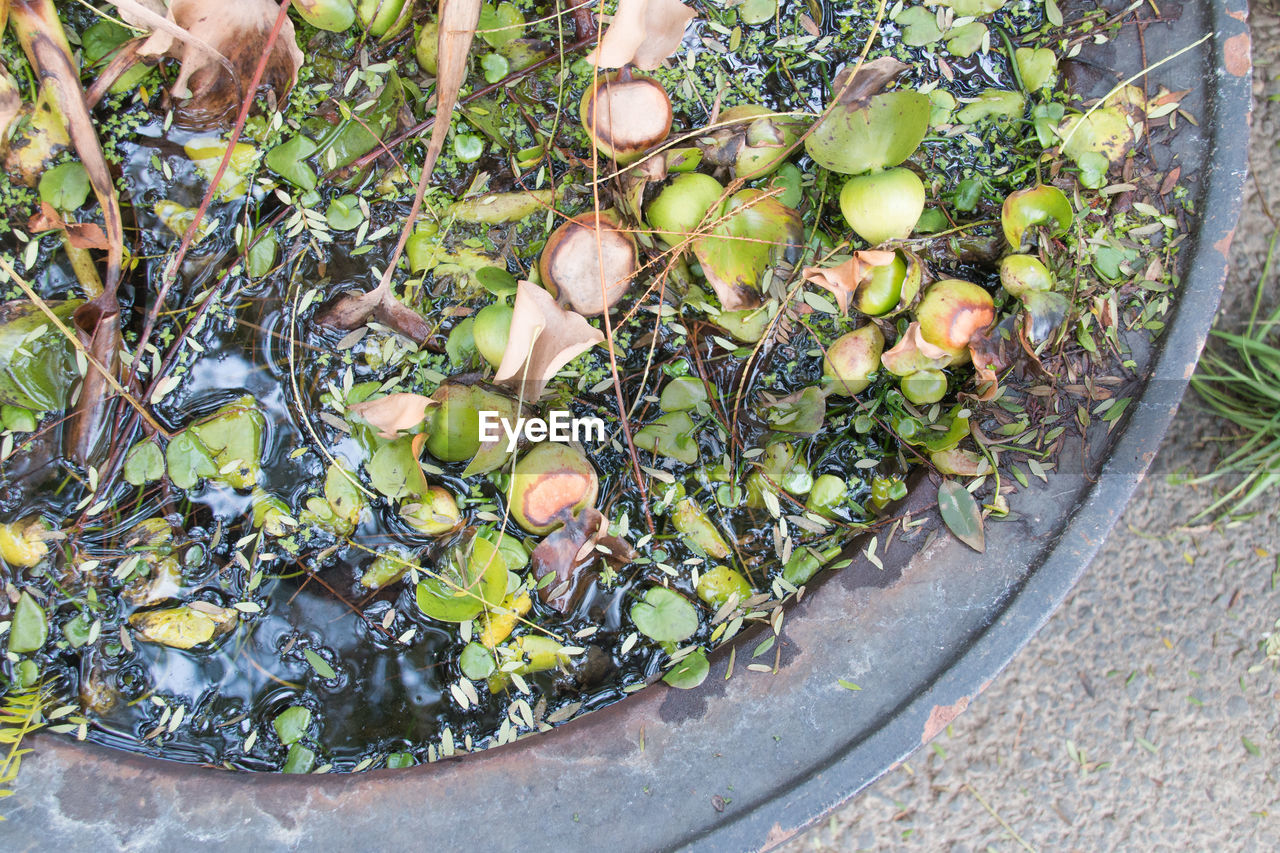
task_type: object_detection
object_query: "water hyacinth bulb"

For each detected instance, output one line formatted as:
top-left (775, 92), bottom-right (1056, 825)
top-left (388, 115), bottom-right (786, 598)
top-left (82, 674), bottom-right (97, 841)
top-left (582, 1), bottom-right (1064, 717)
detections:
top-left (400, 486), bottom-right (462, 536)
top-left (999, 254), bottom-right (1054, 298)
top-left (646, 173), bottom-right (725, 247)
top-left (839, 167), bottom-right (926, 245)
top-left (414, 19), bottom-right (439, 74)
top-left (424, 383), bottom-right (481, 462)
top-left (915, 279), bottom-right (996, 364)
top-left (357, 0), bottom-right (412, 37)
top-left (1002, 184), bottom-right (1073, 250)
top-left (900, 369), bottom-right (948, 405)
top-left (823, 324), bottom-right (885, 396)
top-left (294, 0), bottom-right (356, 32)
top-left (696, 565), bottom-right (752, 608)
top-left (509, 443), bottom-right (599, 534)
top-left (854, 250), bottom-right (922, 316)
top-left (805, 474), bottom-right (847, 518)
top-left (539, 211), bottom-right (637, 316)
top-left (473, 302), bottom-right (513, 368)
top-left (718, 104), bottom-right (802, 180)
top-left (579, 71), bottom-right (672, 165)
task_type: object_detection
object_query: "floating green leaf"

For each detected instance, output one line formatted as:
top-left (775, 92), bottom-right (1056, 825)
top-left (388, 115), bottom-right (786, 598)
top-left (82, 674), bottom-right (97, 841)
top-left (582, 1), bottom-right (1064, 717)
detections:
top-left (273, 705), bottom-right (312, 746)
top-left (38, 161), bottom-right (90, 211)
top-left (937, 480), bottom-right (985, 552)
top-left (265, 135), bottom-right (318, 190)
top-left (460, 641), bottom-right (496, 680)
top-left (663, 648), bottom-right (710, 689)
top-left (805, 91), bottom-right (930, 175)
top-left (692, 189), bottom-right (802, 311)
top-left (303, 649), bottom-right (337, 679)
top-left (7, 591), bottom-right (48, 654)
top-left (124, 439), bottom-right (166, 486)
top-left (415, 536), bottom-right (508, 623)
top-left (631, 586), bottom-right (699, 643)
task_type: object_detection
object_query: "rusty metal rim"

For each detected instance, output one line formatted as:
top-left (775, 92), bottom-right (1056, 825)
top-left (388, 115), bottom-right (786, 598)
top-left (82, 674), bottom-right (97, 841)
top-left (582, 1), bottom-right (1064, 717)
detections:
top-left (680, 1), bottom-right (1255, 848)
top-left (9, 3), bottom-right (1252, 851)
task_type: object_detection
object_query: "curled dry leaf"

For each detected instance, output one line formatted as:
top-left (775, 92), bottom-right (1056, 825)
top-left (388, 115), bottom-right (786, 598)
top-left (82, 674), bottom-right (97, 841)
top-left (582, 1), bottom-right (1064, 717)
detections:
top-left (801, 250), bottom-right (895, 315)
top-left (316, 283), bottom-right (431, 343)
top-left (587, 0), bottom-right (695, 71)
top-left (831, 57), bottom-right (909, 108)
top-left (880, 322), bottom-right (952, 377)
top-left (115, 0), bottom-right (303, 127)
top-left (28, 202), bottom-right (109, 250)
top-left (349, 392), bottom-right (437, 439)
top-left (531, 507), bottom-right (635, 613)
top-left (494, 280), bottom-right (605, 401)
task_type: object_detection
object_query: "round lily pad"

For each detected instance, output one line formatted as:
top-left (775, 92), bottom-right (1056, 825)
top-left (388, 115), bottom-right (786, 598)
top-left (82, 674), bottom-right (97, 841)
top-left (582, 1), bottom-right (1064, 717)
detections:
top-left (630, 586), bottom-right (699, 644)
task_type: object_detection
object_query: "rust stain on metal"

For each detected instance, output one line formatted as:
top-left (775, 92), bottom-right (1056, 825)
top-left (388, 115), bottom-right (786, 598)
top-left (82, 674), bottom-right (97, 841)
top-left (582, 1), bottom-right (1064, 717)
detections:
top-left (1214, 228), bottom-right (1235, 257)
top-left (762, 821), bottom-right (800, 850)
top-left (1228, 8), bottom-right (1247, 21)
top-left (921, 696), bottom-right (970, 744)
top-left (1223, 32), bottom-right (1250, 77)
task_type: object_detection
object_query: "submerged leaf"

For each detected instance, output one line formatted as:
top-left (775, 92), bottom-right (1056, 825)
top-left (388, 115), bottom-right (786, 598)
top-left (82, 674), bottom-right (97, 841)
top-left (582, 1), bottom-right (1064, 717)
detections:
top-left (0, 299), bottom-right (81, 411)
top-left (937, 480), bottom-right (984, 552)
top-left (130, 603), bottom-right (237, 649)
top-left (587, 0), bottom-right (695, 71)
top-left (494, 280), bottom-right (604, 401)
top-left (530, 507), bottom-right (635, 613)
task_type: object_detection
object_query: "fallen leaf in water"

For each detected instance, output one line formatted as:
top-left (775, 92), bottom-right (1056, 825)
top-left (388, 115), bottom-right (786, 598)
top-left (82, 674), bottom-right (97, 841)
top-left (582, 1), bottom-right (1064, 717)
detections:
top-left (588, 0), bottom-right (695, 71)
top-left (28, 202), bottom-right (109, 250)
top-left (801, 250), bottom-right (895, 315)
top-left (315, 284), bottom-right (431, 343)
top-left (64, 300), bottom-right (123, 466)
top-left (494, 280), bottom-right (604, 401)
top-left (130, 602), bottom-right (237, 649)
top-left (531, 507), bottom-right (634, 612)
top-left (114, 0), bottom-right (302, 127)
top-left (349, 392), bottom-right (436, 439)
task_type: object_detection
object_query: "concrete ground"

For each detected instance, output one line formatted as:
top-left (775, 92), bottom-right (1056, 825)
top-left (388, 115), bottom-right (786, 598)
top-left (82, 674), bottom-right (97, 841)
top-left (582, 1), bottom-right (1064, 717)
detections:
top-left (781, 5), bottom-right (1280, 852)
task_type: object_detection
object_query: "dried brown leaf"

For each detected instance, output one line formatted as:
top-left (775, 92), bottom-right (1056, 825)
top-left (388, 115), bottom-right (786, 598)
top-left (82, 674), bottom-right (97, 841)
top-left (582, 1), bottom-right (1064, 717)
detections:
top-left (832, 56), bottom-right (909, 109)
top-left (801, 250), bottom-right (895, 314)
top-left (588, 0), bottom-right (695, 71)
top-left (348, 393), bottom-right (436, 439)
top-left (28, 202), bottom-right (109, 250)
top-left (113, 0), bottom-right (302, 127)
top-left (494, 280), bottom-right (604, 401)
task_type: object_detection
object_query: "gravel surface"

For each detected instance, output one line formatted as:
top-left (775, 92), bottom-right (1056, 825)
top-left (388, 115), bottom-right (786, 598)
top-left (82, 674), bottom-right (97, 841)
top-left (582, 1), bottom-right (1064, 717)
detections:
top-left (781, 6), bottom-right (1280, 851)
